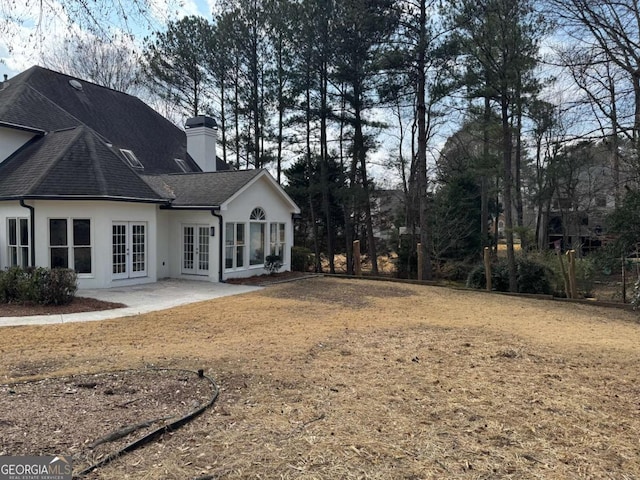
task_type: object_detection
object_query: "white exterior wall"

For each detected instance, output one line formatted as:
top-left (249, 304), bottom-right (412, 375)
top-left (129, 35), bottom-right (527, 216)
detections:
top-left (0, 127), bottom-right (36, 163)
top-left (0, 175), bottom-right (298, 288)
top-left (0, 200), bottom-right (159, 289)
top-left (157, 209), bottom-right (221, 283)
top-left (221, 175), bottom-right (295, 280)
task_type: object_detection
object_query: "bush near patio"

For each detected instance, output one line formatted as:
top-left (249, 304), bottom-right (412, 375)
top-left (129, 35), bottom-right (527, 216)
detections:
top-left (0, 266), bottom-right (77, 305)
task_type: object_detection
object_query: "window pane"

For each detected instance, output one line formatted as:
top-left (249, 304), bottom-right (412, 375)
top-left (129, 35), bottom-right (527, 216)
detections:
top-left (51, 247), bottom-right (69, 268)
top-left (19, 219), bottom-right (29, 246)
top-left (279, 223), bottom-right (285, 242)
top-left (9, 247), bottom-right (17, 266)
top-left (20, 247), bottom-right (29, 268)
top-left (73, 219), bottom-right (91, 246)
top-left (74, 247), bottom-right (92, 273)
top-left (8, 219), bottom-right (16, 246)
top-left (225, 246), bottom-right (234, 269)
top-left (50, 219), bottom-right (68, 246)
top-left (250, 223), bottom-right (265, 265)
top-left (237, 224), bottom-right (245, 244)
top-left (225, 223), bottom-right (234, 245)
top-left (237, 246), bottom-right (245, 268)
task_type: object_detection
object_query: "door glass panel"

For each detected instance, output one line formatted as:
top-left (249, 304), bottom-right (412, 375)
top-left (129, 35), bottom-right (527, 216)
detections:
top-left (132, 224), bottom-right (146, 272)
top-left (183, 226), bottom-right (194, 270)
top-left (198, 227), bottom-right (209, 271)
top-left (112, 224), bottom-right (127, 274)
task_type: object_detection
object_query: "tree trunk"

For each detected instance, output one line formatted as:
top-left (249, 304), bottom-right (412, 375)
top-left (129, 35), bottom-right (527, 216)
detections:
top-left (481, 96), bottom-right (491, 249)
top-left (306, 82), bottom-right (322, 273)
top-left (339, 92), bottom-right (354, 275)
top-left (515, 80), bottom-right (525, 251)
top-left (353, 85), bottom-right (378, 275)
top-left (416, 0), bottom-right (432, 280)
top-left (502, 96), bottom-right (517, 292)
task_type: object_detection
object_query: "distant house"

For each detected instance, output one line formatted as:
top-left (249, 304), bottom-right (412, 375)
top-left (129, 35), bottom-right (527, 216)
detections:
top-left (0, 66), bottom-right (299, 288)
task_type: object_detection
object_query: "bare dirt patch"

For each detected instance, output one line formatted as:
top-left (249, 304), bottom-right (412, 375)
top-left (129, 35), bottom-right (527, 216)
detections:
top-left (0, 369), bottom-right (215, 474)
top-left (1, 277), bottom-right (640, 479)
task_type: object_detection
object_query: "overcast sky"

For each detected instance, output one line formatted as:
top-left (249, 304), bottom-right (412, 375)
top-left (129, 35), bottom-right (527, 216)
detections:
top-left (0, 0), bottom-right (216, 80)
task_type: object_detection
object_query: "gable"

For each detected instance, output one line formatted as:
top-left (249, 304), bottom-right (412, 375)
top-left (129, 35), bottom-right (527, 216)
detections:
top-left (0, 124), bottom-right (41, 164)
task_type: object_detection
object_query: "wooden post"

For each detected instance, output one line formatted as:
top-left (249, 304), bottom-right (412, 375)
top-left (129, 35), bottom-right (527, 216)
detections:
top-left (622, 256), bottom-right (626, 303)
top-left (567, 250), bottom-right (578, 299)
top-left (353, 240), bottom-right (361, 276)
top-left (417, 243), bottom-right (423, 281)
top-left (557, 249), bottom-right (570, 299)
top-left (483, 247), bottom-right (492, 291)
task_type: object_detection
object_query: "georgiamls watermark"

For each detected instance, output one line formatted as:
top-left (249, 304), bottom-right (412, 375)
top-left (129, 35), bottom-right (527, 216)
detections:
top-left (0, 456), bottom-right (72, 480)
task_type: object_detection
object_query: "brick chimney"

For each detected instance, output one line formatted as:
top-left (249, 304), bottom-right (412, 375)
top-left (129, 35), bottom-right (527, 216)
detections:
top-left (185, 116), bottom-right (217, 172)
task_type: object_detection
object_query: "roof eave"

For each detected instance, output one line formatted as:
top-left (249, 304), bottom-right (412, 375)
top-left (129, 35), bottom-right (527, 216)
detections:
top-left (0, 195), bottom-right (169, 204)
top-left (0, 121), bottom-right (46, 135)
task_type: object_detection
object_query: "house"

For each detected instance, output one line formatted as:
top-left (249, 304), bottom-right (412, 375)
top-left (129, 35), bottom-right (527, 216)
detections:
top-left (0, 66), bottom-right (300, 289)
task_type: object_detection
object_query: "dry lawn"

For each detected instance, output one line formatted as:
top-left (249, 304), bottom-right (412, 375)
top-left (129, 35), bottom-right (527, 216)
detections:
top-left (1, 277), bottom-right (640, 479)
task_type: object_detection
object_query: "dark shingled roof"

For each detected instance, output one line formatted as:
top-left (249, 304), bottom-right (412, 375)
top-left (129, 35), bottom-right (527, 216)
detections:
top-left (141, 170), bottom-right (263, 207)
top-left (0, 126), bottom-right (164, 201)
top-left (0, 66), bottom-right (203, 174)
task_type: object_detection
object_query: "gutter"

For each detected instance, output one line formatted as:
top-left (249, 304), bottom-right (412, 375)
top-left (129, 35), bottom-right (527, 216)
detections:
top-left (211, 208), bottom-right (224, 283)
top-left (19, 199), bottom-right (36, 266)
top-left (2, 195), bottom-right (167, 204)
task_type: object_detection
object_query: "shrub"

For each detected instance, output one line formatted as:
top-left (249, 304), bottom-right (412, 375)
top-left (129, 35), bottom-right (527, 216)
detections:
top-left (291, 246), bottom-right (314, 272)
top-left (0, 266), bottom-right (77, 305)
top-left (438, 261), bottom-right (475, 282)
top-left (531, 251), bottom-right (596, 298)
top-left (264, 255), bottom-right (283, 275)
top-left (466, 256), bottom-right (551, 295)
top-left (517, 257), bottom-right (552, 295)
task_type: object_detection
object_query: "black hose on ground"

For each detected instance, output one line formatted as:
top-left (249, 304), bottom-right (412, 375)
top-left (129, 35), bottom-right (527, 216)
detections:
top-left (75, 368), bottom-right (219, 478)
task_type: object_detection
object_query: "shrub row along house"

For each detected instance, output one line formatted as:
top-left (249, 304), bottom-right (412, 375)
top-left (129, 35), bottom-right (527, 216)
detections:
top-left (0, 66), bottom-right (299, 289)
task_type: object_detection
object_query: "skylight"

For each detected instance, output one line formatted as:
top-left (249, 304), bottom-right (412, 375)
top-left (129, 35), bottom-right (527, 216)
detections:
top-left (175, 158), bottom-right (189, 172)
top-left (120, 149), bottom-right (144, 169)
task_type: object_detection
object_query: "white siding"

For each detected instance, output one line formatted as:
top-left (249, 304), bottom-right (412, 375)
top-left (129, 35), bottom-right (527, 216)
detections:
top-left (1, 200), bottom-right (159, 289)
top-left (221, 175), bottom-right (295, 279)
top-left (157, 209), bottom-right (220, 282)
top-left (0, 127), bottom-right (37, 164)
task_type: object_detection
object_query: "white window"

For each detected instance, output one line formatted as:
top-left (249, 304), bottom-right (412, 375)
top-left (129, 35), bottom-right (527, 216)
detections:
top-left (49, 218), bottom-right (92, 274)
top-left (7, 218), bottom-right (30, 267)
top-left (120, 149), bottom-right (144, 169)
top-left (249, 208), bottom-right (266, 266)
top-left (269, 223), bottom-right (286, 260)
top-left (225, 223), bottom-right (245, 270)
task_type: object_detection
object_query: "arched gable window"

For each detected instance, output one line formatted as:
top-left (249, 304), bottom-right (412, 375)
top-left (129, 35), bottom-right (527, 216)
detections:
top-left (250, 207), bottom-right (266, 221)
top-left (249, 207), bottom-right (266, 265)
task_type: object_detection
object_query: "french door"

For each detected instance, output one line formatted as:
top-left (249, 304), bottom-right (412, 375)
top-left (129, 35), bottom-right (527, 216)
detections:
top-left (182, 224), bottom-right (209, 275)
top-left (112, 222), bottom-right (147, 279)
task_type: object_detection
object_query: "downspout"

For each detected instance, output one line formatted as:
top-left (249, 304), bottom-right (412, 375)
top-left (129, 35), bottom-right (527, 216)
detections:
top-left (19, 199), bottom-right (36, 266)
top-left (211, 208), bottom-right (223, 282)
